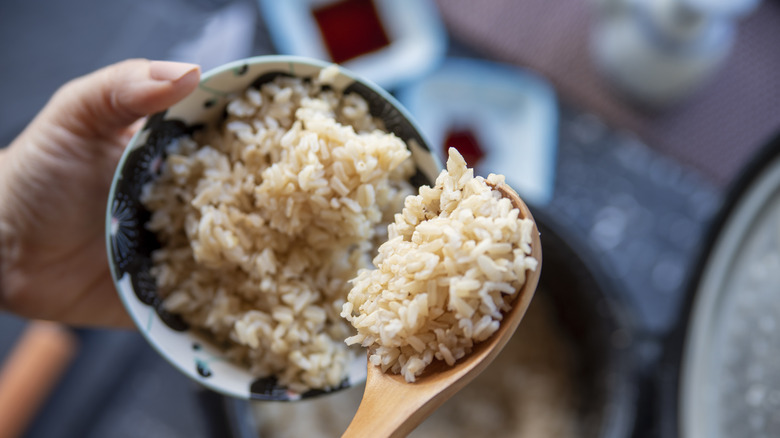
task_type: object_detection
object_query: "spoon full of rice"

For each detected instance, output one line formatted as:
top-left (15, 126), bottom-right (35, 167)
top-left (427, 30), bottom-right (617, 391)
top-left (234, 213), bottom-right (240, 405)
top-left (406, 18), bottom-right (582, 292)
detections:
top-left (341, 148), bottom-right (542, 437)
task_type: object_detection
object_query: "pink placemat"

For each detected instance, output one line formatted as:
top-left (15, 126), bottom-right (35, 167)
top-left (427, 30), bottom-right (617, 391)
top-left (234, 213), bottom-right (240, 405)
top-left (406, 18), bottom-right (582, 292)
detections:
top-left (435, 0), bottom-right (780, 187)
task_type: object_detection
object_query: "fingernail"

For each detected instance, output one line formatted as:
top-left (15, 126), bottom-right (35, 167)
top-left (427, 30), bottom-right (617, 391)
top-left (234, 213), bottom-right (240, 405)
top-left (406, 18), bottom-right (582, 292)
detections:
top-left (149, 61), bottom-right (199, 82)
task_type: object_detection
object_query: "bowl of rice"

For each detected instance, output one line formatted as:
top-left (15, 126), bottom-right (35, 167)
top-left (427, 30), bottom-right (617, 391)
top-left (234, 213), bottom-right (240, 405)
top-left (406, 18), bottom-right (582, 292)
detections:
top-left (106, 55), bottom-right (441, 400)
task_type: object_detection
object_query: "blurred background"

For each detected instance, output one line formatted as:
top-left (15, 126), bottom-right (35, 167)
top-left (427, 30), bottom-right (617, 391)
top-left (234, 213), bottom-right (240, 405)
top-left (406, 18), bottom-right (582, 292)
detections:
top-left (1, 0), bottom-right (779, 437)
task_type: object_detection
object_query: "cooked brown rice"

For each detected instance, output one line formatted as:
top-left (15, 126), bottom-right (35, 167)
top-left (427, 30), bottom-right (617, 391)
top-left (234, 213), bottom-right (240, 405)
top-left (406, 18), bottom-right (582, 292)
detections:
top-left (341, 148), bottom-right (538, 382)
top-left (141, 67), bottom-right (416, 393)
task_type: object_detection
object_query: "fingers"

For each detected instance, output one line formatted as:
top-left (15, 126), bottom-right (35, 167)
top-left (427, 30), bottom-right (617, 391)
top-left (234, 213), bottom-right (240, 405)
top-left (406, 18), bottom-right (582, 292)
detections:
top-left (42, 59), bottom-right (200, 140)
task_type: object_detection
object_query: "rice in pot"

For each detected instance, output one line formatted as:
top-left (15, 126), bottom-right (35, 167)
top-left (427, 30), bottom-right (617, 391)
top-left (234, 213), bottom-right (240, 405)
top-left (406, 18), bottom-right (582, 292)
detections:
top-left (141, 68), bottom-right (416, 393)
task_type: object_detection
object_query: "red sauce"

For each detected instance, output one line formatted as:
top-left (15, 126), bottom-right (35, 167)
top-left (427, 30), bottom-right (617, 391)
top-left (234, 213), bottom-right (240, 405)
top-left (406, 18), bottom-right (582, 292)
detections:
top-left (312, 0), bottom-right (391, 64)
top-left (443, 128), bottom-right (485, 167)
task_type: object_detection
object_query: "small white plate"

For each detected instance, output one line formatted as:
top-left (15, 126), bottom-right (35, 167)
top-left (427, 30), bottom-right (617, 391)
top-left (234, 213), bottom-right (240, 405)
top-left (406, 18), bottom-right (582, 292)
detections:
top-left (397, 58), bottom-right (559, 207)
top-left (258, 0), bottom-right (448, 90)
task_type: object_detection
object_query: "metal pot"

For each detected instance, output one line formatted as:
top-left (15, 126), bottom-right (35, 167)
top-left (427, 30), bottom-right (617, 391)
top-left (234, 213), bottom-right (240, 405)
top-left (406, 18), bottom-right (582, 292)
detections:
top-left (661, 133), bottom-right (780, 438)
top-left (223, 210), bottom-right (640, 437)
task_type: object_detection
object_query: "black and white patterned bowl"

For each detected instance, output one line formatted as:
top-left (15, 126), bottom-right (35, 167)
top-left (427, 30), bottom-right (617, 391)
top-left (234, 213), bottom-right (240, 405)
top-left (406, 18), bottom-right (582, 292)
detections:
top-left (105, 55), bottom-right (440, 400)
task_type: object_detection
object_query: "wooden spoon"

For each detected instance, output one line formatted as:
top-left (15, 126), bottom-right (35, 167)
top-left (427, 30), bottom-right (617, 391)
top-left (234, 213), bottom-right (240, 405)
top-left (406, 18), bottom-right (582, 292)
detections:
top-left (342, 181), bottom-right (542, 438)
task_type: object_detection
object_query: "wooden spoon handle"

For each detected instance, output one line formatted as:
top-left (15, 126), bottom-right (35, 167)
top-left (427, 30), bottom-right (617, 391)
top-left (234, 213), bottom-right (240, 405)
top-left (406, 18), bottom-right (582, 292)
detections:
top-left (342, 364), bottom-right (448, 438)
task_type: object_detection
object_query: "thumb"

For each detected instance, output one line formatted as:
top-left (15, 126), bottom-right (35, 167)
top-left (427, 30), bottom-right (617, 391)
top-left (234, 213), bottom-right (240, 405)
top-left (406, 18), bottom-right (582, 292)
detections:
top-left (41, 59), bottom-right (200, 140)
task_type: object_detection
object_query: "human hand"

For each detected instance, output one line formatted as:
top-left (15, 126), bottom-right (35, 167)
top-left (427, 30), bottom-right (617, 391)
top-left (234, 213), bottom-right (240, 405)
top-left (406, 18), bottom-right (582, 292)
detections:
top-left (0, 59), bottom-right (200, 327)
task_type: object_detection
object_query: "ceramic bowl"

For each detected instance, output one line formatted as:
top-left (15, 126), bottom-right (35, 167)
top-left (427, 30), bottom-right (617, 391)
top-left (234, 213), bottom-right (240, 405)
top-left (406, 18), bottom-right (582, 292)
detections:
top-left (105, 55), bottom-right (440, 400)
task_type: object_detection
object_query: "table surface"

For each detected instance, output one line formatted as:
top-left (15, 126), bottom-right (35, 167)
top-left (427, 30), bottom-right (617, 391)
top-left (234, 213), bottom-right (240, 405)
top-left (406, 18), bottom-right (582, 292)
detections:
top-left (0, 0), bottom-right (772, 437)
